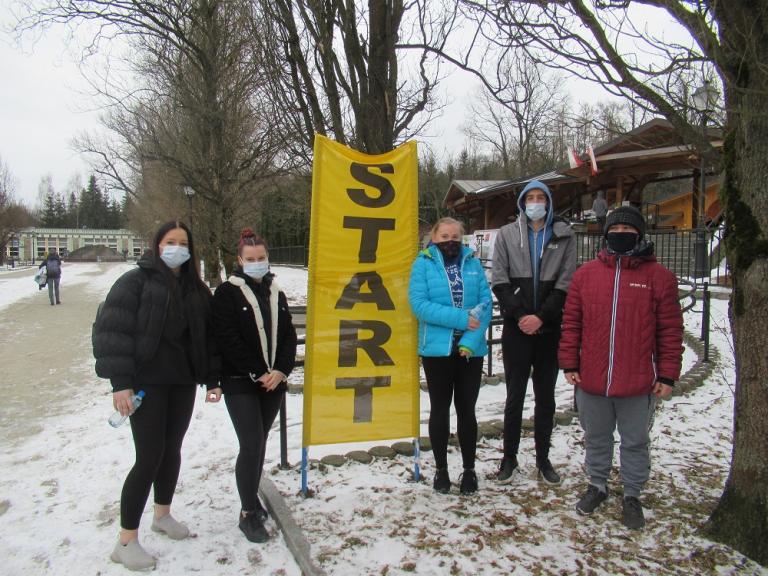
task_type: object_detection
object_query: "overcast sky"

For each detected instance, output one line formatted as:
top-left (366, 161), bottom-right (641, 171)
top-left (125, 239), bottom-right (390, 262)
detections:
top-left (0, 3), bottom-right (103, 207)
top-left (0, 5), bottom-right (481, 209)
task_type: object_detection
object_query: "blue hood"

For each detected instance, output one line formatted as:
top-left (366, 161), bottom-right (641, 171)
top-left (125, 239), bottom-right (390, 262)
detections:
top-left (517, 179), bottom-right (554, 229)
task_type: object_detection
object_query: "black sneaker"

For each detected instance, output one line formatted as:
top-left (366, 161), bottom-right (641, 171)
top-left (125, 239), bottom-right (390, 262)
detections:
top-left (433, 468), bottom-right (451, 494)
top-left (239, 511), bottom-right (269, 543)
top-left (537, 459), bottom-right (562, 485)
top-left (254, 496), bottom-right (269, 522)
top-left (576, 485), bottom-right (608, 515)
top-left (622, 496), bottom-right (646, 530)
top-left (496, 456), bottom-right (518, 484)
top-left (459, 469), bottom-right (478, 495)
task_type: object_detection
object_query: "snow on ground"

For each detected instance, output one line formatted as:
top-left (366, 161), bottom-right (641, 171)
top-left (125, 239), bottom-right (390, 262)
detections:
top-left (0, 264), bottom-right (764, 575)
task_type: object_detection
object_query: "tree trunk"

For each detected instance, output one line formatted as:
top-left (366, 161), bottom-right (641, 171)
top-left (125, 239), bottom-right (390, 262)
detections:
top-left (703, 8), bottom-right (768, 561)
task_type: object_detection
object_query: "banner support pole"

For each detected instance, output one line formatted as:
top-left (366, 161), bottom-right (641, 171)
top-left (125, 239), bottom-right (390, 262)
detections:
top-left (301, 447), bottom-right (309, 496)
top-left (413, 437), bottom-right (420, 482)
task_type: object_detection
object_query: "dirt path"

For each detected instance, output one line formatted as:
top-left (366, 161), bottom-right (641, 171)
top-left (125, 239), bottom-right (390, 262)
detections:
top-left (0, 263), bottom-right (115, 444)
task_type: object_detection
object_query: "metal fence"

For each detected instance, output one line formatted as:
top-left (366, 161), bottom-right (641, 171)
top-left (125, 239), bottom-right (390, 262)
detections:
top-left (574, 226), bottom-right (729, 285)
top-left (270, 245), bottom-right (308, 267)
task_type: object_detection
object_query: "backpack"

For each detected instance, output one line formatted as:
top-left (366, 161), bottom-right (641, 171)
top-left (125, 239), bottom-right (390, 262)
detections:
top-left (46, 258), bottom-right (61, 277)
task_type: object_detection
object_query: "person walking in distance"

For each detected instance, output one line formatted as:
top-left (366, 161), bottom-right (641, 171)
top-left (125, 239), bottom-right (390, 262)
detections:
top-left (491, 180), bottom-right (577, 485)
top-left (40, 248), bottom-right (62, 305)
top-left (559, 206), bottom-right (683, 530)
top-left (409, 217), bottom-right (492, 495)
top-left (93, 220), bottom-right (219, 571)
top-left (592, 191), bottom-right (608, 233)
top-left (209, 229), bottom-right (297, 543)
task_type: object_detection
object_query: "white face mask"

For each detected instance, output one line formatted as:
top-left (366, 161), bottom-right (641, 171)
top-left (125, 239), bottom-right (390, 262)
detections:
top-left (525, 203), bottom-right (547, 221)
top-left (160, 245), bottom-right (190, 269)
top-left (243, 260), bottom-right (270, 279)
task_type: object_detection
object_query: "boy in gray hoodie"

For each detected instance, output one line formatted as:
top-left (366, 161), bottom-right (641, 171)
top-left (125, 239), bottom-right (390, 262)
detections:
top-left (491, 180), bottom-right (577, 484)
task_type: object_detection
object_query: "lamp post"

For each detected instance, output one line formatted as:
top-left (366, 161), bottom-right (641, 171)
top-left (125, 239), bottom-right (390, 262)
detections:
top-left (691, 80), bottom-right (719, 280)
top-left (183, 185), bottom-right (195, 229)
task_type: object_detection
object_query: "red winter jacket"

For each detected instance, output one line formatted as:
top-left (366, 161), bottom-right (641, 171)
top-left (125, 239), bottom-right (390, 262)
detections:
top-left (558, 248), bottom-right (683, 398)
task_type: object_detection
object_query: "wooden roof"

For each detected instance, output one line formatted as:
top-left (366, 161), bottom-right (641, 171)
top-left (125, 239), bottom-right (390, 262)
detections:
top-left (444, 118), bottom-right (722, 213)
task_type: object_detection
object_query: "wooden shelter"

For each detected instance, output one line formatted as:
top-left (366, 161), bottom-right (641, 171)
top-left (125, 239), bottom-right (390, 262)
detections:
top-left (444, 119), bottom-right (722, 232)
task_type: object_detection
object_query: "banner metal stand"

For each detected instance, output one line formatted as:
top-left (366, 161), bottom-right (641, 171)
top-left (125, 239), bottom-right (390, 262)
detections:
top-left (413, 437), bottom-right (420, 482)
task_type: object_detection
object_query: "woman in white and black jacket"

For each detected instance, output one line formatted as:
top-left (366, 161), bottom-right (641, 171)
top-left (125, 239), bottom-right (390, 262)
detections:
top-left (209, 228), bottom-right (297, 544)
top-left (93, 220), bottom-right (219, 571)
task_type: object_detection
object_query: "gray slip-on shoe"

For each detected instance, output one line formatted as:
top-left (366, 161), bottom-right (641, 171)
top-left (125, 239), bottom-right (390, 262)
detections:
top-left (151, 513), bottom-right (190, 540)
top-left (110, 539), bottom-right (156, 571)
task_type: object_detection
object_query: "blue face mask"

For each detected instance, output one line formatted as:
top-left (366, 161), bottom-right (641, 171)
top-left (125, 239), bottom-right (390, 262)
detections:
top-left (243, 260), bottom-right (270, 279)
top-left (525, 203), bottom-right (547, 221)
top-left (160, 245), bottom-right (190, 269)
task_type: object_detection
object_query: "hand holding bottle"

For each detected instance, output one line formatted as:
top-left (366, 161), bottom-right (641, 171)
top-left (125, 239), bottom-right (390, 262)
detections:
top-left (109, 390), bottom-right (145, 427)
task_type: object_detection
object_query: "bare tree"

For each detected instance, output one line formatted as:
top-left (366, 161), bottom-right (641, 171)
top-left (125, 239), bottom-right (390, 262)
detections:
top-left (0, 156), bottom-right (33, 265)
top-left (453, 0), bottom-right (768, 564)
top-left (464, 56), bottom-right (566, 177)
top-left (254, 0), bottom-right (457, 160)
top-left (18, 0), bottom-right (286, 283)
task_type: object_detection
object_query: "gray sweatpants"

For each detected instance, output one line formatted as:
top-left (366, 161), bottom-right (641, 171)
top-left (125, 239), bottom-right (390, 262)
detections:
top-left (576, 387), bottom-right (656, 498)
top-left (47, 276), bottom-right (61, 305)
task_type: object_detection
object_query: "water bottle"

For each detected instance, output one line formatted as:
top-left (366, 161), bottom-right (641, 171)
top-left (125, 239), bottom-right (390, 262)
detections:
top-left (469, 300), bottom-right (488, 319)
top-left (108, 390), bottom-right (146, 427)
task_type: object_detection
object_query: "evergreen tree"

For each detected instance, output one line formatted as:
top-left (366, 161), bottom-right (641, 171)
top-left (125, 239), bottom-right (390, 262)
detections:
top-left (40, 192), bottom-right (57, 227)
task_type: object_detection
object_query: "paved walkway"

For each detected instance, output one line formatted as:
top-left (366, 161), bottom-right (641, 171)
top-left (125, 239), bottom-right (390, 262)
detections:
top-left (0, 264), bottom-right (107, 444)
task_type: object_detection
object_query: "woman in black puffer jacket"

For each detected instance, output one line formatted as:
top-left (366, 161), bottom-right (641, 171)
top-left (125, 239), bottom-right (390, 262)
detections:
top-left (93, 220), bottom-right (218, 571)
top-left (209, 228), bottom-right (297, 544)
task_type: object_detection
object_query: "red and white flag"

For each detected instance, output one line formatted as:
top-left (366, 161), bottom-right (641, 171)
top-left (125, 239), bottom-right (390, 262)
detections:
top-left (568, 148), bottom-right (584, 169)
top-left (587, 145), bottom-right (599, 175)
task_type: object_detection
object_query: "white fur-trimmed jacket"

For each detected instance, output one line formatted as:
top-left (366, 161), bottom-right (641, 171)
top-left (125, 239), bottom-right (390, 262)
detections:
top-left (211, 271), bottom-right (297, 394)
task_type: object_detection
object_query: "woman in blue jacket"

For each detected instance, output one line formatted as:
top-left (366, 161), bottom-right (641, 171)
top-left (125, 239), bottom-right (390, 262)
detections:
top-left (409, 217), bottom-right (492, 495)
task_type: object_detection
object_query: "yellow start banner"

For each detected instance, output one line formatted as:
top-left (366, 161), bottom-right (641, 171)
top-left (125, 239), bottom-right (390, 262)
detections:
top-left (303, 135), bottom-right (419, 446)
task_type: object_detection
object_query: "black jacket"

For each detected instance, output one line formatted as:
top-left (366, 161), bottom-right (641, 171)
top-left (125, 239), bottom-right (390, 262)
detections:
top-left (211, 271), bottom-right (297, 394)
top-left (92, 251), bottom-right (219, 392)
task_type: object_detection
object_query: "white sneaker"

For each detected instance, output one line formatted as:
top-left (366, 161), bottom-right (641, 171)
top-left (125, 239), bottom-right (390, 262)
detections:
top-left (110, 539), bottom-right (156, 571)
top-left (151, 513), bottom-right (190, 540)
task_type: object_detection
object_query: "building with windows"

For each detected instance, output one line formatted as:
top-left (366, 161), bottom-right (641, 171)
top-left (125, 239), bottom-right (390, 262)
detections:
top-left (4, 227), bottom-right (149, 263)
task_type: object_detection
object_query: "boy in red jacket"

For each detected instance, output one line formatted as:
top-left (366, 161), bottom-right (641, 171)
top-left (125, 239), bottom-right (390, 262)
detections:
top-left (558, 206), bottom-right (683, 530)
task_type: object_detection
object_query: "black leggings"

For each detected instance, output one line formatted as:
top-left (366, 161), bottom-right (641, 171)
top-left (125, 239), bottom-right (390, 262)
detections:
top-left (121, 385), bottom-right (196, 530)
top-left (500, 323), bottom-right (559, 463)
top-left (422, 354), bottom-right (483, 470)
top-left (224, 390), bottom-right (285, 512)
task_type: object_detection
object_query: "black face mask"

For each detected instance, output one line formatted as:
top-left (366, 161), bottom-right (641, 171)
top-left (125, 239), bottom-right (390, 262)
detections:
top-left (606, 232), bottom-right (639, 255)
top-left (436, 240), bottom-right (462, 259)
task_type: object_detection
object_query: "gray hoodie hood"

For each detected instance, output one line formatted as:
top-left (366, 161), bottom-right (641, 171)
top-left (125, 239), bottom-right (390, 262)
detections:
top-left (517, 179), bottom-right (554, 228)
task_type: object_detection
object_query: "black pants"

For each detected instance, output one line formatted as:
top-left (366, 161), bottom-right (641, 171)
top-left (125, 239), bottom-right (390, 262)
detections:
top-left (224, 389), bottom-right (285, 512)
top-left (422, 354), bottom-right (483, 470)
top-left (500, 323), bottom-right (559, 463)
top-left (121, 384), bottom-right (196, 530)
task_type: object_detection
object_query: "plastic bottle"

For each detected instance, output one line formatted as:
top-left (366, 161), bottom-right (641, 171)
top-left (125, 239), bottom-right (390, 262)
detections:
top-left (469, 300), bottom-right (489, 319)
top-left (108, 390), bottom-right (146, 427)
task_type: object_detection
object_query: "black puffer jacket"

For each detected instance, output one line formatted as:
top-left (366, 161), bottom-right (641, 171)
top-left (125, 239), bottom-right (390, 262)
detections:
top-left (211, 271), bottom-right (297, 394)
top-left (92, 251), bottom-right (219, 392)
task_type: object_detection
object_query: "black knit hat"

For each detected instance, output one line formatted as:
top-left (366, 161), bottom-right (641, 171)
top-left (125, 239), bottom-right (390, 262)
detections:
top-left (604, 206), bottom-right (646, 237)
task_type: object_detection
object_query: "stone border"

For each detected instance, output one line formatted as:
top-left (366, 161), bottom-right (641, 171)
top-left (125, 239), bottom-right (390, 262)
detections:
top-left (672, 328), bottom-right (720, 397)
top-left (259, 478), bottom-right (327, 576)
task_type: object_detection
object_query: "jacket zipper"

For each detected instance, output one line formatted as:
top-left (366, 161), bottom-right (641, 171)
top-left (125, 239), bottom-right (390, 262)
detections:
top-left (606, 257), bottom-right (621, 396)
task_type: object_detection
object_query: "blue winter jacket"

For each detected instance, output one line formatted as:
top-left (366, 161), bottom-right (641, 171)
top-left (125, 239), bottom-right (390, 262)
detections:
top-left (408, 244), bottom-right (493, 357)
